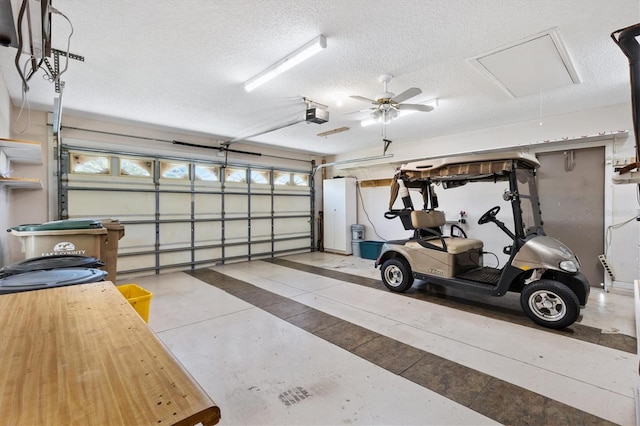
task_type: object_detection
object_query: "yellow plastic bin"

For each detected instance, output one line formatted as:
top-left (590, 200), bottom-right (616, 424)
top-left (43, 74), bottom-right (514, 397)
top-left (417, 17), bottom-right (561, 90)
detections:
top-left (117, 284), bottom-right (153, 323)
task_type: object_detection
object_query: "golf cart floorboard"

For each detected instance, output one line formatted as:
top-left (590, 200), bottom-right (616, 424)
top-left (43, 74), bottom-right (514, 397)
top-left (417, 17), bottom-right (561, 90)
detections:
top-left (458, 267), bottom-right (501, 285)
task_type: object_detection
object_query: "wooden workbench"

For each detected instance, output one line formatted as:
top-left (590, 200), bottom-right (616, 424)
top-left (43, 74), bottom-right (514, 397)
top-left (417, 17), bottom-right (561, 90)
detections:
top-left (0, 281), bottom-right (220, 425)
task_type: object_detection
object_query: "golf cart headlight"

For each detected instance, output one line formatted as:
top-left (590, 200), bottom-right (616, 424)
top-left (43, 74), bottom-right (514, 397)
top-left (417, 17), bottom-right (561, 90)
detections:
top-left (559, 260), bottom-right (578, 273)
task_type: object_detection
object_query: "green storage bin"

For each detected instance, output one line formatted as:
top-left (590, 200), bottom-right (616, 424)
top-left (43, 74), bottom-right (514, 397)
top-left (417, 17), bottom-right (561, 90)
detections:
top-left (359, 241), bottom-right (384, 260)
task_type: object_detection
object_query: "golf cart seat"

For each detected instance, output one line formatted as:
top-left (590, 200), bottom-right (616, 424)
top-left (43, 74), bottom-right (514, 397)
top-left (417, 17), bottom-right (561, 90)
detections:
top-left (410, 210), bottom-right (483, 254)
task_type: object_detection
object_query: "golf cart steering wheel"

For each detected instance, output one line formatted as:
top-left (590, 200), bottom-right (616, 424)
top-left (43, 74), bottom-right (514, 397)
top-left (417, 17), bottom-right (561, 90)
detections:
top-left (478, 206), bottom-right (501, 225)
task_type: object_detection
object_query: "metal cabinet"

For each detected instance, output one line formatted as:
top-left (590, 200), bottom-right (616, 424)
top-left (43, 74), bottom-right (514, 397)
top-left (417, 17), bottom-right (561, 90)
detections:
top-left (323, 177), bottom-right (356, 254)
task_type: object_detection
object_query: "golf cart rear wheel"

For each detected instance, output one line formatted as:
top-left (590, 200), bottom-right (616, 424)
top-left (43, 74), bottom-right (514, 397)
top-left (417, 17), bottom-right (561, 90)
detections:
top-left (520, 279), bottom-right (580, 329)
top-left (381, 258), bottom-right (414, 292)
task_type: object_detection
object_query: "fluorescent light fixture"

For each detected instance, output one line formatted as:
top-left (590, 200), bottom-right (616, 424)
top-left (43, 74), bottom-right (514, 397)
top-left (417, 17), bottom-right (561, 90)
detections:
top-left (244, 35), bottom-right (327, 92)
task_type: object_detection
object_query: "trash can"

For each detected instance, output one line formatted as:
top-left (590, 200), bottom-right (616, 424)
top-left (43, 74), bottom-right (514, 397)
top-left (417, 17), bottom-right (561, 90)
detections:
top-left (9, 220), bottom-right (106, 260)
top-left (98, 219), bottom-right (125, 283)
top-left (0, 252), bottom-right (107, 294)
top-left (0, 268), bottom-right (107, 294)
top-left (351, 224), bottom-right (365, 257)
top-left (0, 254), bottom-right (104, 278)
top-left (351, 224), bottom-right (365, 240)
top-left (351, 240), bottom-right (361, 257)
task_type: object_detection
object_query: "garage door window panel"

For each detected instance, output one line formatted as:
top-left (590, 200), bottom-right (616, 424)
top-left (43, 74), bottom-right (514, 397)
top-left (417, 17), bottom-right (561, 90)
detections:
top-left (250, 170), bottom-right (270, 185)
top-left (160, 161), bottom-right (190, 180)
top-left (195, 164), bottom-right (220, 182)
top-left (225, 167), bottom-right (247, 183)
top-left (71, 153), bottom-right (111, 174)
top-left (120, 158), bottom-right (154, 177)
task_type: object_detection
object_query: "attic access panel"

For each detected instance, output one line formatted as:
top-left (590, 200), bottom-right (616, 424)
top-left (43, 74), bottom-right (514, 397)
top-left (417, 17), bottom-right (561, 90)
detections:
top-left (468, 28), bottom-right (581, 98)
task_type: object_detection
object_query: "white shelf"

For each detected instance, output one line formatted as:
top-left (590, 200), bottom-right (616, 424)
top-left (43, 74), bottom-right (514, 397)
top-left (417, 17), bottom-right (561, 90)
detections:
top-left (0, 177), bottom-right (42, 189)
top-left (0, 138), bottom-right (43, 165)
top-left (0, 138), bottom-right (43, 190)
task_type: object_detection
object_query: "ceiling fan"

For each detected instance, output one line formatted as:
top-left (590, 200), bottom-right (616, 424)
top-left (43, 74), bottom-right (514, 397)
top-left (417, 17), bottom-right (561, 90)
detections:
top-left (350, 74), bottom-right (435, 125)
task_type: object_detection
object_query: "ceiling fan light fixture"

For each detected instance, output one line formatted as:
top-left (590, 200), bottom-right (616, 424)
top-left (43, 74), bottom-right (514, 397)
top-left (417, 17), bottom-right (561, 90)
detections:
top-left (244, 35), bottom-right (327, 92)
top-left (382, 110), bottom-right (397, 124)
top-left (352, 75), bottom-right (436, 127)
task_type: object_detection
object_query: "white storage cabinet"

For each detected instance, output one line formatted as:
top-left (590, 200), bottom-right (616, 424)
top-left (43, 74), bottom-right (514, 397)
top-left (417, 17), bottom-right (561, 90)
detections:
top-left (323, 177), bottom-right (357, 255)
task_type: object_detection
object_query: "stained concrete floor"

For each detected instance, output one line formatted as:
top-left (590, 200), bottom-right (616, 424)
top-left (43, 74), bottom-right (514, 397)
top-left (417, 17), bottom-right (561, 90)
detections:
top-left (133, 252), bottom-right (636, 425)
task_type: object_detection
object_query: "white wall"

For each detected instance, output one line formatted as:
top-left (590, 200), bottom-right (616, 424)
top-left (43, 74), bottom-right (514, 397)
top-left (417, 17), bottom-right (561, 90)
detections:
top-left (5, 108), bottom-right (50, 265)
top-left (328, 102), bottom-right (638, 288)
top-left (0, 73), bottom-right (9, 138)
top-left (0, 72), bottom-right (11, 265)
top-left (0, 78), bottom-right (45, 267)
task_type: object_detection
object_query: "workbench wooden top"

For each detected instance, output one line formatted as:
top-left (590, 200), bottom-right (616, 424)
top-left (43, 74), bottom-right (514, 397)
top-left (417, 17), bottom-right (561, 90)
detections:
top-left (0, 281), bottom-right (220, 426)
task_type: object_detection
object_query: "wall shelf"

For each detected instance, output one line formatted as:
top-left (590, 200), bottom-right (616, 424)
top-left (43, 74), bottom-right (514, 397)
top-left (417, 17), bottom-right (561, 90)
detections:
top-left (0, 138), bottom-right (43, 165)
top-left (0, 138), bottom-right (43, 190)
top-left (0, 177), bottom-right (42, 189)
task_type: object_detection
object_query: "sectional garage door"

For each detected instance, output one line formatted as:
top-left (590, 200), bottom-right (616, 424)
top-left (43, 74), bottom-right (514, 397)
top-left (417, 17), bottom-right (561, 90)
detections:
top-left (58, 144), bottom-right (314, 279)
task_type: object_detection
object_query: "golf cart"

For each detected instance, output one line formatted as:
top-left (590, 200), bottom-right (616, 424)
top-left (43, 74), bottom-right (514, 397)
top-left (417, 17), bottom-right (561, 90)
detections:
top-left (375, 151), bottom-right (590, 329)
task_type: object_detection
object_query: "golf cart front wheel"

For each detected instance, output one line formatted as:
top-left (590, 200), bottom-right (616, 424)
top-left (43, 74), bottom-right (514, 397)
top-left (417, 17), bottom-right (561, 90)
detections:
top-left (381, 258), bottom-right (414, 292)
top-left (520, 280), bottom-right (580, 329)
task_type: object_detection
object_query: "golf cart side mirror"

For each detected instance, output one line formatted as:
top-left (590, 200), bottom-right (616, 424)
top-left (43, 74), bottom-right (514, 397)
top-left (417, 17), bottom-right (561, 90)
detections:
top-left (503, 189), bottom-right (515, 201)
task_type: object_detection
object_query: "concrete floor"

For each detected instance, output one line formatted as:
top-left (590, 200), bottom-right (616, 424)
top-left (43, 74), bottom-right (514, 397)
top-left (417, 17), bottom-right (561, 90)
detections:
top-left (132, 252), bottom-right (637, 425)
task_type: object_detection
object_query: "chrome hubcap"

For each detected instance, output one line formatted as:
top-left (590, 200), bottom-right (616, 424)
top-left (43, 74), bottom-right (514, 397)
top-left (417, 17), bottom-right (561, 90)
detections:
top-left (528, 290), bottom-right (566, 321)
top-left (384, 265), bottom-right (403, 287)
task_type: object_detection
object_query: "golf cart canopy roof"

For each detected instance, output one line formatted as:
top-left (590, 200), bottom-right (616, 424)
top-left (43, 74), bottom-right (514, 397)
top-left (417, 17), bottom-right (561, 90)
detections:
top-left (400, 151), bottom-right (540, 183)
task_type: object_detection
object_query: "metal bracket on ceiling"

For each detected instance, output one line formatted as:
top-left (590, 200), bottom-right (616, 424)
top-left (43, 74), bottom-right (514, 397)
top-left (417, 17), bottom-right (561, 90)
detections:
top-left (383, 138), bottom-right (392, 155)
top-left (44, 48), bottom-right (85, 93)
top-left (52, 48), bottom-right (85, 62)
top-left (303, 97), bottom-right (328, 110)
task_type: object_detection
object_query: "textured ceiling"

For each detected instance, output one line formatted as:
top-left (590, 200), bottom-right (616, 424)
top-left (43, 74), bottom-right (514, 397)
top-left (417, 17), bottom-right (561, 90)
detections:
top-left (0, 0), bottom-right (639, 156)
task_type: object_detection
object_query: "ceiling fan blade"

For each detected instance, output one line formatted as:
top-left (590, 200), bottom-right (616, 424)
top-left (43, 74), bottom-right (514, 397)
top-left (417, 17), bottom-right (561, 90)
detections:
top-left (392, 87), bottom-right (422, 103)
top-left (350, 95), bottom-right (377, 104)
top-left (397, 103), bottom-right (434, 112)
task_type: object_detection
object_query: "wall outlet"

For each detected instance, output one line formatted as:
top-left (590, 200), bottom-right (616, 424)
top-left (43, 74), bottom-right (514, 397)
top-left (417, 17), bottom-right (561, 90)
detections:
top-left (612, 157), bottom-right (636, 167)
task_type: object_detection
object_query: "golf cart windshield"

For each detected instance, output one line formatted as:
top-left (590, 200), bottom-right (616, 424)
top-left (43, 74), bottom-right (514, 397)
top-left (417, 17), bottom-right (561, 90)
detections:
top-left (516, 167), bottom-right (544, 236)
